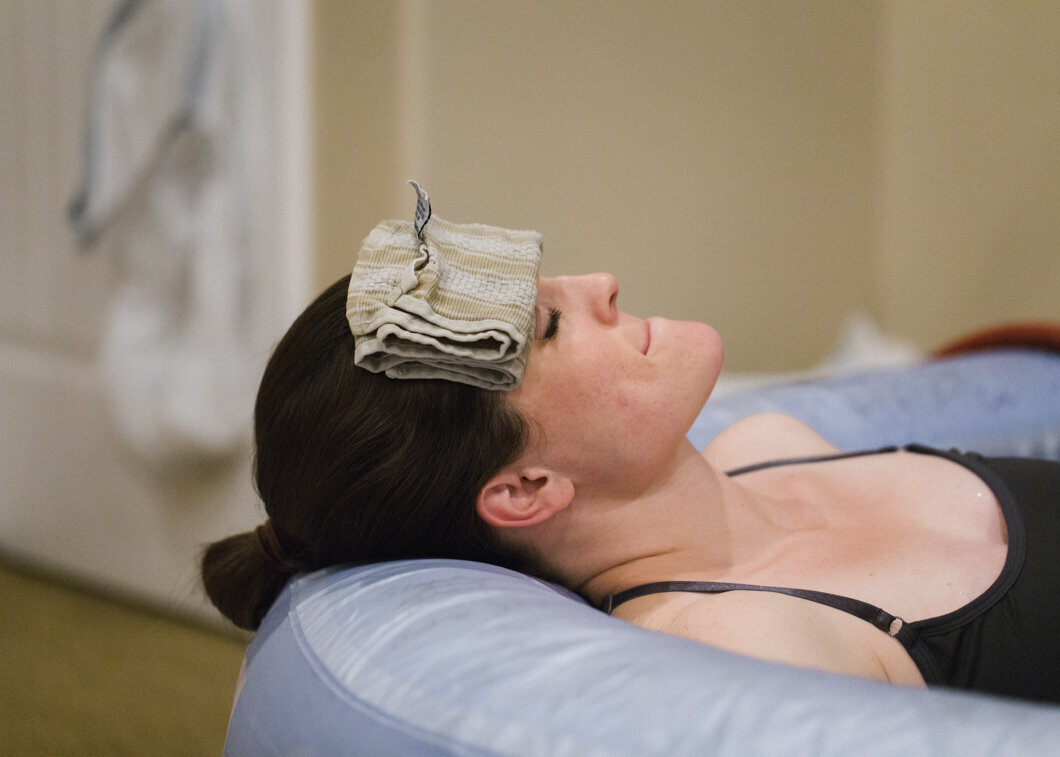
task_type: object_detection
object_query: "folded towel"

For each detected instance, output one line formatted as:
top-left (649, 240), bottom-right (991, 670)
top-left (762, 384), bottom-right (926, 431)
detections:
top-left (346, 184), bottom-right (543, 390)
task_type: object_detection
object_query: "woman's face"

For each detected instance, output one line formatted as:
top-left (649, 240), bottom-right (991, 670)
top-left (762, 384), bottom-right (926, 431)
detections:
top-left (507, 273), bottom-right (723, 492)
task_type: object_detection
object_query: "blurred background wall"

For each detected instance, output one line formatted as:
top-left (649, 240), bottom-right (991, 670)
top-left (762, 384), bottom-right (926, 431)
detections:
top-left (315, 0), bottom-right (1060, 371)
top-left (1, 0), bottom-right (1058, 617)
top-left (877, 2), bottom-right (1060, 349)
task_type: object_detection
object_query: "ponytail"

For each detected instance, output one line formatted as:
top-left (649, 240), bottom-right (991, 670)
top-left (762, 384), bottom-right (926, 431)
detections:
top-left (201, 530), bottom-right (299, 631)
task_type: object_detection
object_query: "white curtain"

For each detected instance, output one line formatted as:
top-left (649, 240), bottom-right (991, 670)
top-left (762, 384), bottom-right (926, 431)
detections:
top-left (70, 0), bottom-right (265, 474)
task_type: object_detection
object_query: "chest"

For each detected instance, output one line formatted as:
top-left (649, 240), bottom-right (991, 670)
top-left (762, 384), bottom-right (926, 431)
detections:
top-left (742, 453), bottom-right (1010, 622)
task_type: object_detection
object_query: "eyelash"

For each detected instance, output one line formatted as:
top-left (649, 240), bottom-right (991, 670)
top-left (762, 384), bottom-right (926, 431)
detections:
top-left (542, 308), bottom-right (561, 341)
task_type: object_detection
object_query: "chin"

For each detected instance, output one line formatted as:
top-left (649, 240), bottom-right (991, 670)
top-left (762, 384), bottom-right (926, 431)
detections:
top-left (673, 319), bottom-right (723, 371)
top-left (685, 321), bottom-right (724, 401)
top-left (654, 319), bottom-right (723, 419)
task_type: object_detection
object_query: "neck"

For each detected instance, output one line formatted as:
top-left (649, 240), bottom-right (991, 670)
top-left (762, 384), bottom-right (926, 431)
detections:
top-left (535, 440), bottom-right (824, 605)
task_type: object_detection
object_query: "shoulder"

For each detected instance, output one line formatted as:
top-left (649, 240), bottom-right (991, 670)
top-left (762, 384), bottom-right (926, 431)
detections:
top-left (624, 590), bottom-right (889, 681)
top-left (701, 412), bottom-right (840, 472)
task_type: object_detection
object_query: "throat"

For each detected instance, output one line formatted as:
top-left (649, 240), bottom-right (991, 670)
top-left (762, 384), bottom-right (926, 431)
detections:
top-left (576, 464), bottom-right (828, 604)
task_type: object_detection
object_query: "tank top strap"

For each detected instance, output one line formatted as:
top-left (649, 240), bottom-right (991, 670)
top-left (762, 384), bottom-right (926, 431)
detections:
top-left (724, 445), bottom-right (900, 477)
top-left (600, 580), bottom-right (919, 649)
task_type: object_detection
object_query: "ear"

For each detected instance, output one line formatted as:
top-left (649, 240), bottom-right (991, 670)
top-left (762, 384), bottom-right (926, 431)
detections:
top-left (476, 467), bottom-right (574, 529)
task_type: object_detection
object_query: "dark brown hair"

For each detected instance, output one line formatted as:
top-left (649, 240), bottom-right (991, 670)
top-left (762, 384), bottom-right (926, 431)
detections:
top-left (201, 275), bottom-right (538, 630)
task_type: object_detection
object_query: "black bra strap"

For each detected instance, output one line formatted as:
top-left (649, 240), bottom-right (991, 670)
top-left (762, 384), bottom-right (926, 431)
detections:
top-left (725, 446), bottom-right (899, 477)
top-left (601, 580), bottom-right (919, 649)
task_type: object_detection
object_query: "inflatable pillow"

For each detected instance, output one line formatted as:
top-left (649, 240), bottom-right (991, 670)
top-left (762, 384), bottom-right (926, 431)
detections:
top-left (225, 349), bottom-right (1060, 756)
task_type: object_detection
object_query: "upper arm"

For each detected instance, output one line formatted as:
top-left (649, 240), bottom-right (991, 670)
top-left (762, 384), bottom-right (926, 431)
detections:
top-left (701, 412), bottom-right (840, 472)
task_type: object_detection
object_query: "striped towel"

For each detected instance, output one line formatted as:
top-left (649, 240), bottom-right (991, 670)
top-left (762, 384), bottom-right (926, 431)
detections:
top-left (346, 190), bottom-right (542, 390)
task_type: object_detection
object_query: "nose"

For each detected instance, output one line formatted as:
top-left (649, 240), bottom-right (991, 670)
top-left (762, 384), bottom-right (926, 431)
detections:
top-left (539, 273), bottom-right (620, 322)
top-left (584, 273), bottom-right (619, 323)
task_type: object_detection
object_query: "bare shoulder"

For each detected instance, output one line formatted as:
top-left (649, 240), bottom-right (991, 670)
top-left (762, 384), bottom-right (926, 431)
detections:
top-left (629, 591), bottom-right (889, 681)
top-left (701, 412), bottom-right (840, 471)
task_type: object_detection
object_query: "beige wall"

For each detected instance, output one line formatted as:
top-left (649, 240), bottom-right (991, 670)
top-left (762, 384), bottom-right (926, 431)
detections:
top-left (877, 1), bottom-right (1060, 349)
top-left (314, 1), bottom-right (1060, 371)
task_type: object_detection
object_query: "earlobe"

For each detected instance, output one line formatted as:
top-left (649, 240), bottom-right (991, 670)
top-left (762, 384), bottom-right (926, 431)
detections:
top-left (476, 468), bottom-right (574, 529)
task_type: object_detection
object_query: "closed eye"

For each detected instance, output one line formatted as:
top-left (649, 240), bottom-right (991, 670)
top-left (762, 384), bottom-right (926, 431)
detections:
top-left (542, 308), bottom-right (561, 341)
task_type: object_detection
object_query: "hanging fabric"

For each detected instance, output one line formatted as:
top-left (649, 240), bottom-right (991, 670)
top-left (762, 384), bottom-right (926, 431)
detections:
top-left (70, 0), bottom-right (264, 474)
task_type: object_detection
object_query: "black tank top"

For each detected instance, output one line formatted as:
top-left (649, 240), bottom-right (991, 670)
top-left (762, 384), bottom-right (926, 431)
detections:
top-left (600, 445), bottom-right (1060, 704)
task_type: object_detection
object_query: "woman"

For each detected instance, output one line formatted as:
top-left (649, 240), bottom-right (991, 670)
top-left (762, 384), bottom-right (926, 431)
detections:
top-left (203, 272), bottom-right (1060, 703)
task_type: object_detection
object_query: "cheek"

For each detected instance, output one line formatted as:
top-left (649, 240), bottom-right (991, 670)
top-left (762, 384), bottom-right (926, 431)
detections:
top-left (614, 388), bottom-right (633, 410)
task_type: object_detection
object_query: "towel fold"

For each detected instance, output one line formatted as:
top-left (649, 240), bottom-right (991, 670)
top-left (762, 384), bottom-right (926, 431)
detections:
top-left (346, 191), bottom-right (542, 390)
